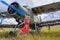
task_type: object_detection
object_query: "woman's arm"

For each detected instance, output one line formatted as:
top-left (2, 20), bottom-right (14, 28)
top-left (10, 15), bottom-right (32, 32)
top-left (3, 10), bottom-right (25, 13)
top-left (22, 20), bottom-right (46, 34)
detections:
top-left (18, 22), bottom-right (25, 27)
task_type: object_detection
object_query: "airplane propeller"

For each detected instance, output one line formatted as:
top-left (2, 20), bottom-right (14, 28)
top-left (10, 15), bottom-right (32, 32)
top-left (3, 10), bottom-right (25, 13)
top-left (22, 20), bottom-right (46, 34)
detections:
top-left (8, 2), bottom-right (19, 15)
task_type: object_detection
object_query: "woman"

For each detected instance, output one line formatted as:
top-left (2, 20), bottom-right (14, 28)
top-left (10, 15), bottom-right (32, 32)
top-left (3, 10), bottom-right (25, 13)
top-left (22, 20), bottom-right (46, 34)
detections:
top-left (18, 16), bottom-right (30, 34)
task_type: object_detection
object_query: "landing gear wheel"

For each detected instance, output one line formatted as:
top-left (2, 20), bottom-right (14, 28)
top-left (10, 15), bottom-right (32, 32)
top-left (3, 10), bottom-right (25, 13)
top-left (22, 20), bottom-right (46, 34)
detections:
top-left (9, 31), bottom-right (17, 36)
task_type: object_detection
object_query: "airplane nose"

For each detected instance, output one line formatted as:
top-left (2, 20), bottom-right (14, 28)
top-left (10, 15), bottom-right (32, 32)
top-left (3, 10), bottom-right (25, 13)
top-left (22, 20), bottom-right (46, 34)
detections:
top-left (8, 2), bottom-right (19, 15)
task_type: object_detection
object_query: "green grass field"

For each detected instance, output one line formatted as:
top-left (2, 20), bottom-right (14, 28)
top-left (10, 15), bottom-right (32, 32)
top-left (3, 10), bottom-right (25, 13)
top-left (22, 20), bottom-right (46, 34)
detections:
top-left (0, 27), bottom-right (60, 40)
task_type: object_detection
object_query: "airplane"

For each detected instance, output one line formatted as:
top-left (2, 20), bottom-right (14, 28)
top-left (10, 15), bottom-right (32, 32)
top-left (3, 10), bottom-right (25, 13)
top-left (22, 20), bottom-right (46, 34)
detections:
top-left (0, 0), bottom-right (60, 34)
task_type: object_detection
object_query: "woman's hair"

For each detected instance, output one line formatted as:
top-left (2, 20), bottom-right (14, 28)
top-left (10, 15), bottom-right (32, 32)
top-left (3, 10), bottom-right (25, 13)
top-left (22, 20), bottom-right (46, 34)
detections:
top-left (25, 15), bottom-right (30, 19)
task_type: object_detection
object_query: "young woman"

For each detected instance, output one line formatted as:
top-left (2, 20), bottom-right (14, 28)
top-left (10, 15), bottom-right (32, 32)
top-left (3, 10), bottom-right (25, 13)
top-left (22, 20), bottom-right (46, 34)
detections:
top-left (18, 15), bottom-right (30, 34)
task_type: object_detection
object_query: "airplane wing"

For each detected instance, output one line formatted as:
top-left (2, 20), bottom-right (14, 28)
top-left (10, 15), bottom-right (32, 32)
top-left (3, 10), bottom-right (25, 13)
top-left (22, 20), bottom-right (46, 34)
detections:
top-left (31, 2), bottom-right (60, 15)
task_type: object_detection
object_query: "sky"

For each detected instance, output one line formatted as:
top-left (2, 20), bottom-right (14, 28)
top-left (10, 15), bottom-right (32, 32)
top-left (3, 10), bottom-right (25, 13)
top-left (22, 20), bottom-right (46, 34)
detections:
top-left (32, 0), bottom-right (60, 7)
top-left (0, 18), bottom-right (18, 25)
top-left (0, 0), bottom-right (60, 24)
top-left (39, 11), bottom-right (60, 22)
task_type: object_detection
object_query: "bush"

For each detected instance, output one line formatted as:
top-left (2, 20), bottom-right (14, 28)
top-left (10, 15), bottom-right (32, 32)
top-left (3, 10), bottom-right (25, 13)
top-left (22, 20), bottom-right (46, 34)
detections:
top-left (0, 30), bottom-right (10, 37)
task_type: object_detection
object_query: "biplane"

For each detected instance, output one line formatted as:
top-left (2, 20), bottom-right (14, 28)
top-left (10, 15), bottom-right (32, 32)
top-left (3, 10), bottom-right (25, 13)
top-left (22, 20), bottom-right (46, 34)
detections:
top-left (0, 0), bottom-right (60, 34)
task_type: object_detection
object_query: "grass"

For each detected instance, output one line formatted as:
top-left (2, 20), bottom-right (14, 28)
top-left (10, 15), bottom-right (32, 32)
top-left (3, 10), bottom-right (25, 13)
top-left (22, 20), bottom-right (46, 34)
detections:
top-left (0, 27), bottom-right (60, 40)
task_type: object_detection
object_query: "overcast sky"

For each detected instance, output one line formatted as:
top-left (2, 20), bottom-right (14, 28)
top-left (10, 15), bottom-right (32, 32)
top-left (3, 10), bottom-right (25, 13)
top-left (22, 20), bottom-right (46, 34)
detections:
top-left (32, 0), bottom-right (60, 7)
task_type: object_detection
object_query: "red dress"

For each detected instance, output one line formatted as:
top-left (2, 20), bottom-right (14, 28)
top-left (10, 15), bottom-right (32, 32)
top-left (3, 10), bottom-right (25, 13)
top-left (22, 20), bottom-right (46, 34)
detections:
top-left (21, 18), bottom-right (30, 34)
